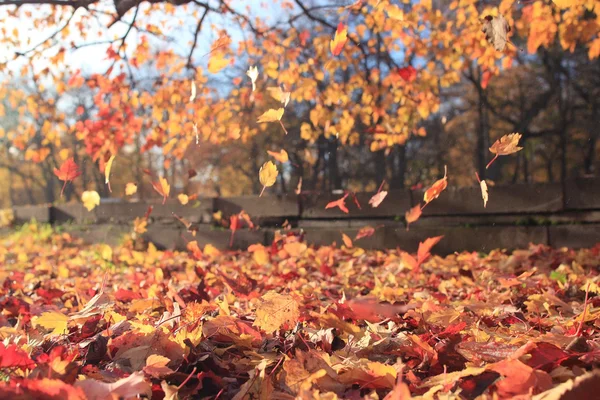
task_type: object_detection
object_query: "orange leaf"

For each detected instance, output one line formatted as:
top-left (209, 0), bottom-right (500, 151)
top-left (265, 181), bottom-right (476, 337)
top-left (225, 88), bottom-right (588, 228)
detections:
top-left (355, 226), bottom-right (375, 240)
top-left (342, 233), bottom-right (353, 248)
top-left (405, 205), bottom-right (422, 230)
top-left (325, 193), bottom-right (349, 214)
top-left (53, 158), bottom-right (81, 197)
top-left (417, 235), bottom-right (443, 266)
top-left (267, 149), bottom-right (289, 163)
top-left (423, 166), bottom-right (447, 206)
top-left (330, 23), bottom-right (348, 56)
top-left (253, 291), bottom-right (300, 334)
top-left (152, 177), bottom-right (170, 204)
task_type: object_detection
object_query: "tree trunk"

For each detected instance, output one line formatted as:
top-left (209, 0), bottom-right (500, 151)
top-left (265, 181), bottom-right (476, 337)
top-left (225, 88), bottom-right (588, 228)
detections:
top-left (327, 137), bottom-right (342, 191)
top-left (390, 144), bottom-right (406, 189)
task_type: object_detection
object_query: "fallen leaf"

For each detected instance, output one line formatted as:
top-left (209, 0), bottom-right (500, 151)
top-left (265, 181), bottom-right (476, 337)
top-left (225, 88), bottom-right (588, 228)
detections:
top-left (0, 343), bottom-right (35, 371)
top-left (105, 155), bottom-right (115, 193)
top-left (34, 311), bottom-right (69, 336)
top-left (54, 158), bottom-right (81, 197)
top-left (143, 354), bottom-right (174, 378)
top-left (253, 291), bottom-right (299, 334)
top-left (481, 14), bottom-right (511, 51)
top-left (330, 22), bottom-right (348, 56)
top-left (75, 371), bottom-right (152, 400)
top-left (259, 161), bottom-right (278, 197)
top-left (81, 191), bottom-right (100, 212)
top-left (125, 182), bottom-right (137, 196)
top-left (487, 133), bottom-right (523, 169)
top-left (152, 177), bottom-right (170, 204)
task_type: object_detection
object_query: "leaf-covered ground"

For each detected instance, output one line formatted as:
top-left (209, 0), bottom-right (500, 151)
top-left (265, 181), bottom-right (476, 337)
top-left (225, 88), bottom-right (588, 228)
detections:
top-left (1, 223), bottom-right (600, 399)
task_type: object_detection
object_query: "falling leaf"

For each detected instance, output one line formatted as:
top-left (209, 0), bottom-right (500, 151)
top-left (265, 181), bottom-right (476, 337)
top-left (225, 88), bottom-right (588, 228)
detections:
top-left (81, 190), bottom-right (100, 212)
top-left (152, 177), bottom-right (170, 204)
top-left (481, 69), bottom-right (492, 89)
top-left (266, 86), bottom-right (291, 107)
top-left (34, 311), bottom-right (69, 336)
top-left (105, 154), bottom-right (115, 193)
top-left (246, 66), bottom-right (258, 92)
top-left (178, 194), bottom-right (189, 205)
top-left (398, 66), bottom-right (417, 82)
top-left (267, 149), bottom-right (289, 163)
top-left (54, 158), bottom-right (81, 197)
top-left (476, 172), bottom-right (489, 208)
top-left (253, 291), bottom-right (300, 334)
top-left (355, 226), bottom-right (375, 240)
top-left (208, 51), bottom-right (229, 73)
top-left (259, 161), bottom-right (278, 197)
top-left (295, 177), bottom-right (303, 194)
top-left (257, 108), bottom-right (287, 135)
top-left (487, 133), bottom-right (523, 169)
top-left (423, 166), bottom-right (448, 206)
top-left (330, 23), bottom-right (348, 56)
top-left (189, 80), bottom-right (197, 102)
top-left (417, 236), bottom-right (444, 266)
top-left (481, 14), bottom-right (511, 51)
top-left (125, 183), bottom-right (137, 196)
top-left (368, 191), bottom-right (388, 208)
top-left (325, 193), bottom-right (349, 214)
top-left (342, 233), bottom-right (353, 248)
top-left (405, 204), bottom-right (422, 230)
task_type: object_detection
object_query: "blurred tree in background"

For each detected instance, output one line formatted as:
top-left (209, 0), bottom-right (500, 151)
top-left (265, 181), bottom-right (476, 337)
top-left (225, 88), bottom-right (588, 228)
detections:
top-left (0, 0), bottom-right (598, 207)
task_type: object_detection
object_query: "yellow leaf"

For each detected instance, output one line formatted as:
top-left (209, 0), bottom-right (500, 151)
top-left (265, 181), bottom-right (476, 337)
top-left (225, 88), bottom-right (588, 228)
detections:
top-left (253, 291), bottom-right (300, 334)
top-left (342, 233), bottom-right (353, 248)
top-left (208, 51), bottom-right (229, 73)
top-left (204, 243), bottom-right (221, 258)
top-left (266, 86), bottom-right (291, 107)
top-left (35, 311), bottom-right (69, 336)
top-left (259, 161), bottom-right (278, 196)
top-left (105, 155), bottom-right (115, 193)
top-left (81, 190), bottom-right (100, 212)
top-left (125, 183), bottom-right (138, 196)
top-left (144, 354), bottom-right (174, 378)
top-left (330, 23), bottom-right (348, 56)
top-left (178, 194), bottom-right (189, 205)
top-left (267, 149), bottom-right (289, 163)
top-left (552, 0), bottom-right (571, 8)
top-left (257, 108), bottom-right (284, 123)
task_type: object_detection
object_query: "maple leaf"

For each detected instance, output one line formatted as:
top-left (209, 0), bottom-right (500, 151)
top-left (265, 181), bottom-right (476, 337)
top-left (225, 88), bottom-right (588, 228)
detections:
top-left (143, 355), bottom-right (174, 378)
top-left (259, 161), bottom-right (278, 197)
top-left (257, 108), bottom-right (287, 134)
top-left (104, 154), bottom-right (115, 193)
top-left (246, 66), bottom-right (258, 92)
top-left (187, 240), bottom-right (203, 259)
top-left (81, 190), bottom-right (100, 212)
top-left (368, 190), bottom-right (387, 208)
top-left (152, 176), bottom-right (170, 204)
top-left (0, 343), bottom-right (35, 371)
top-left (330, 23), bottom-right (348, 56)
top-left (487, 133), bottom-right (523, 169)
top-left (481, 14), bottom-right (511, 51)
top-left (398, 66), bottom-right (417, 82)
top-left (355, 226), bottom-right (375, 240)
top-left (34, 311), bottom-right (69, 336)
top-left (208, 50), bottom-right (229, 73)
top-left (54, 158), bottom-right (81, 197)
top-left (423, 166), bottom-right (448, 207)
top-left (325, 193), bottom-right (350, 213)
top-left (267, 149), bottom-right (289, 163)
top-left (417, 235), bottom-right (443, 266)
top-left (253, 291), bottom-right (299, 333)
top-left (405, 204), bottom-right (422, 230)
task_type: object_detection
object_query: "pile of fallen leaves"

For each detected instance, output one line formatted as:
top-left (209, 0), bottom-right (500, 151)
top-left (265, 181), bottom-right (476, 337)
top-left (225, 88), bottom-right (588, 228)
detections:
top-left (1, 222), bottom-right (600, 399)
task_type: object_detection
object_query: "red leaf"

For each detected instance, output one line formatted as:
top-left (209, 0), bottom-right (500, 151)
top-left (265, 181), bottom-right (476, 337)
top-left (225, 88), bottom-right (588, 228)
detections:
top-left (398, 66), bottom-right (417, 82)
top-left (355, 226), bottom-right (375, 240)
top-left (53, 158), bottom-right (81, 197)
top-left (0, 343), bottom-right (35, 371)
top-left (325, 193), bottom-right (349, 213)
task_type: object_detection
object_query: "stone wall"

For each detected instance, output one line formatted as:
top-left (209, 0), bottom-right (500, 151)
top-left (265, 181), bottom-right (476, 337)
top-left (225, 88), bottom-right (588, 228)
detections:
top-left (8, 178), bottom-right (600, 253)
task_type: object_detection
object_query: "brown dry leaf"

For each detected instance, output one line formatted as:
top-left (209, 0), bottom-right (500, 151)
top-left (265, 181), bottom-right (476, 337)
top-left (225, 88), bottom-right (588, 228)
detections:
top-left (342, 233), bottom-right (353, 248)
top-left (338, 360), bottom-right (397, 389)
top-left (253, 291), bottom-right (300, 334)
top-left (368, 190), bottom-right (388, 208)
top-left (532, 369), bottom-right (600, 400)
top-left (423, 166), bottom-right (448, 206)
top-left (75, 371), bottom-right (151, 400)
top-left (143, 355), bottom-right (174, 378)
top-left (481, 14), bottom-right (511, 51)
top-left (487, 133), bottom-right (523, 168)
top-left (417, 235), bottom-right (443, 266)
top-left (267, 149), bottom-right (289, 163)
